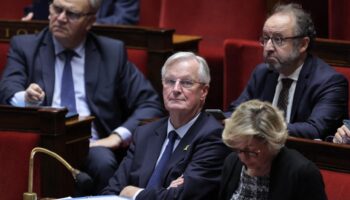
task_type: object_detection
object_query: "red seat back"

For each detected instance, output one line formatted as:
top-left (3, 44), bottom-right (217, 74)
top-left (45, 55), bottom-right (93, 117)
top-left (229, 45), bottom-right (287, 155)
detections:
top-left (328, 0), bottom-right (350, 40)
top-left (139, 0), bottom-right (162, 27)
top-left (0, 131), bottom-right (41, 200)
top-left (159, 0), bottom-right (266, 49)
top-left (223, 38), bottom-right (263, 109)
top-left (333, 66), bottom-right (350, 115)
top-left (321, 169), bottom-right (350, 200)
top-left (0, 42), bottom-right (9, 77)
top-left (159, 0), bottom-right (266, 109)
top-left (0, 0), bottom-right (32, 19)
top-left (127, 49), bottom-right (148, 75)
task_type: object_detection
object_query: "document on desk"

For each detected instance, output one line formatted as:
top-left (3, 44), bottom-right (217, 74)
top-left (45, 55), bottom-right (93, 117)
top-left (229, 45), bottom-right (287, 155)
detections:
top-left (58, 195), bottom-right (131, 200)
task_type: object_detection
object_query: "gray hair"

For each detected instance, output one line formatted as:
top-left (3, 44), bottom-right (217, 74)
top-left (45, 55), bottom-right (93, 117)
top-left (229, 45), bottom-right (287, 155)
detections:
top-left (222, 100), bottom-right (288, 154)
top-left (88, 0), bottom-right (103, 13)
top-left (271, 3), bottom-right (316, 51)
top-left (161, 52), bottom-right (211, 84)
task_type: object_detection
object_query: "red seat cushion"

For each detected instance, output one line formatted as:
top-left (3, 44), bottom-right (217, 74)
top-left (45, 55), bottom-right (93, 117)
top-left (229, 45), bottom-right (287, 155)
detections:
top-left (321, 169), bottom-right (350, 200)
top-left (0, 131), bottom-right (41, 200)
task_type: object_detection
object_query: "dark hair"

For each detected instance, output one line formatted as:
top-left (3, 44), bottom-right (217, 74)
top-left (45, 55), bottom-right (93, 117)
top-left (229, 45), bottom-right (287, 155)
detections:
top-left (271, 3), bottom-right (316, 51)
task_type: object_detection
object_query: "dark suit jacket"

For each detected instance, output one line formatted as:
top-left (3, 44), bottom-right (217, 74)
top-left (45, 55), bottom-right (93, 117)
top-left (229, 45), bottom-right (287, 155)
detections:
top-left (228, 55), bottom-right (348, 139)
top-left (96, 0), bottom-right (139, 25)
top-left (0, 27), bottom-right (163, 137)
top-left (102, 112), bottom-right (231, 200)
top-left (27, 0), bottom-right (139, 25)
top-left (219, 147), bottom-right (327, 200)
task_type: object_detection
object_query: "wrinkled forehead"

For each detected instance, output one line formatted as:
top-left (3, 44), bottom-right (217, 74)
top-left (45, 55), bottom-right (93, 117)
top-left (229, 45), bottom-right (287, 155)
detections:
top-left (164, 59), bottom-right (200, 77)
top-left (53, 0), bottom-right (92, 13)
top-left (263, 13), bottom-right (296, 36)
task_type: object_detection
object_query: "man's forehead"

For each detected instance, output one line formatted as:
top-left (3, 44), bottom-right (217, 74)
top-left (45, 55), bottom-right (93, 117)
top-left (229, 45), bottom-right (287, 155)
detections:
top-left (263, 13), bottom-right (295, 34)
top-left (53, 0), bottom-right (91, 12)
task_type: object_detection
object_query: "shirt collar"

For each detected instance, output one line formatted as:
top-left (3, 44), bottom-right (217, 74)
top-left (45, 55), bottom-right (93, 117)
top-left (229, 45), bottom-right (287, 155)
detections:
top-left (167, 113), bottom-right (201, 139)
top-left (52, 37), bottom-right (86, 58)
top-left (278, 63), bottom-right (304, 81)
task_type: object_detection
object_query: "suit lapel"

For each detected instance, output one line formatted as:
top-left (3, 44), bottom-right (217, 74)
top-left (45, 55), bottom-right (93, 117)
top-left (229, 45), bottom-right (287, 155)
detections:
top-left (140, 122), bottom-right (168, 187)
top-left (39, 32), bottom-right (56, 105)
top-left (163, 113), bottom-right (206, 181)
top-left (84, 35), bottom-right (101, 106)
top-left (290, 55), bottom-right (313, 121)
top-left (262, 70), bottom-right (279, 102)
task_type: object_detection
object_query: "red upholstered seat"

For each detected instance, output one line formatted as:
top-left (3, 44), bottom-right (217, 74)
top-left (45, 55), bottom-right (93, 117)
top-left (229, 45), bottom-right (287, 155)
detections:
top-left (159, 0), bottom-right (266, 109)
top-left (333, 66), bottom-right (350, 116)
top-left (0, 42), bottom-right (9, 77)
top-left (328, 0), bottom-right (350, 40)
top-left (321, 169), bottom-right (350, 200)
top-left (0, 0), bottom-right (32, 19)
top-left (223, 38), bottom-right (263, 109)
top-left (139, 0), bottom-right (162, 27)
top-left (0, 131), bottom-right (41, 200)
top-left (127, 49), bottom-right (148, 75)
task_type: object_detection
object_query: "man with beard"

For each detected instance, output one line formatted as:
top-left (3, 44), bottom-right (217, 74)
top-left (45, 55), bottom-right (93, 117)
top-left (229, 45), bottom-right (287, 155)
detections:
top-left (226, 3), bottom-right (348, 140)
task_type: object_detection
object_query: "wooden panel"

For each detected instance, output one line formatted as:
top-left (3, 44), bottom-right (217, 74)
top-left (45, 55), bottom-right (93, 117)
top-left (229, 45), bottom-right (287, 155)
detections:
top-left (286, 136), bottom-right (350, 173)
top-left (0, 105), bottom-right (94, 198)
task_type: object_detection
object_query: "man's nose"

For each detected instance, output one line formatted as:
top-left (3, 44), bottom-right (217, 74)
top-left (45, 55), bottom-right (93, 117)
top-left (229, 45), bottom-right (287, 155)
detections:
top-left (264, 39), bottom-right (275, 51)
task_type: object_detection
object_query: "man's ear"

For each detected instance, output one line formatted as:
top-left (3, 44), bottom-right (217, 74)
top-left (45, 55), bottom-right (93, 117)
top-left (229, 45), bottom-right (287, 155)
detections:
top-left (86, 15), bottom-right (97, 31)
top-left (200, 85), bottom-right (209, 101)
top-left (299, 37), bottom-right (310, 53)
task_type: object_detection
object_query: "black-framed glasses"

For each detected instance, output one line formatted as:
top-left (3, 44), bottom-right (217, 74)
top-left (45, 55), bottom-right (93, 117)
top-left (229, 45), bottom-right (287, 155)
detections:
top-left (259, 35), bottom-right (305, 47)
top-left (50, 3), bottom-right (95, 21)
top-left (231, 148), bottom-right (261, 157)
top-left (162, 78), bottom-right (204, 89)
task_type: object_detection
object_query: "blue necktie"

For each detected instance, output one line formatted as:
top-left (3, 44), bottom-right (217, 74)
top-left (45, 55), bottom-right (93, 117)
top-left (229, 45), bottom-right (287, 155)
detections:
top-left (61, 50), bottom-right (77, 115)
top-left (146, 130), bottom-right (178, 188)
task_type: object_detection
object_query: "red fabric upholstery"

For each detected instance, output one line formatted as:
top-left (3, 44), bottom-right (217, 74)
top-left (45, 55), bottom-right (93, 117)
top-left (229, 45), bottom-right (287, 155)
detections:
top-left (0, 131), bottom-right (41, 200)
top-left (139, 0), bottom-right (162, 27)
top-left (328, 0), bottom-right (350, 40)
top-left (223, 38), bottom-right (263, 109)
top-left (334, 66), bottom-right (350, 115)
top-left (0, 0), bottom-right (32, 19)
top-left (127, 48), bottom-right (148, 75)
top-left (321, 169), bottom-right (350, 200)
top-left (0, 42), bottom-right (9, 77)
top-left (159, 0), bottom-right (266, 109)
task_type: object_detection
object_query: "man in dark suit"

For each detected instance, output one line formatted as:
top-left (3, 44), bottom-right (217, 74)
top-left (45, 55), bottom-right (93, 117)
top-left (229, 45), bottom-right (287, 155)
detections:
top-left (0, 0), bottom-right (162, 194)
top-left (227, 3), bottom-right (348, 140)
top-left (102, 52), bottom-right (230, 199)
top-left (23, 0), bottom-right (139, 25)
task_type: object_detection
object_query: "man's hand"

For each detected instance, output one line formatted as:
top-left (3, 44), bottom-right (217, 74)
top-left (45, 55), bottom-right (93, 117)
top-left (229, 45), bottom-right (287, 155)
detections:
top-left (90, 133), bottom-right (122, 149)
top-left (168, 175), bottom-right (184, 188)
top-left (120, 185), bottom-right (142, 198)
top-left (333, 125), bottom-right (350, 144)
top-left (25, 83), bottom-right (45, 105)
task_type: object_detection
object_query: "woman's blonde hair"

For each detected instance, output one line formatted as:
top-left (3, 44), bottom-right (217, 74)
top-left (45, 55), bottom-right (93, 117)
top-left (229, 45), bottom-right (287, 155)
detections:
top-left (222, 100), bottom-right (288, 154)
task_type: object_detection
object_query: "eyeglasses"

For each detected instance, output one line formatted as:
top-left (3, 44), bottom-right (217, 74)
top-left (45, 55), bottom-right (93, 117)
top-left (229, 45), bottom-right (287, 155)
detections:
top-left (50, 3), bottom-right (95, 21)
top-left (231, 148), bottom-right (261, 157)
top-left (162, 78), bottom-right (204, 89)
top-left (259, 35), bottom-right (305, 47)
